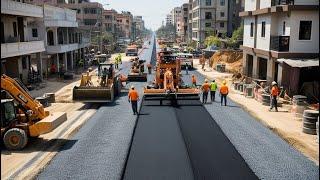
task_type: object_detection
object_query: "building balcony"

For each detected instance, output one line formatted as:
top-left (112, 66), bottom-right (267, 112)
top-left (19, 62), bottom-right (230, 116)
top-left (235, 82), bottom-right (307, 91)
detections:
top-left (270, 36), bottom-right (290, 52)
top-left (1, 41), bottom-right (45, 58)
top-left (43, 4), bottom-right (78, 27)
top-left (271, 0), bottom-right (294, 6)
top-left (46, 43), bottom-right (79, 54)
top-left (1, 0), bottom-right (43, 18)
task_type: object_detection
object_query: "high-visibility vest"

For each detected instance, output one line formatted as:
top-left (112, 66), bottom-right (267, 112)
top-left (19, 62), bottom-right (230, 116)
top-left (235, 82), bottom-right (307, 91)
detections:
top-left (210, 82), bottom-right (217, 91)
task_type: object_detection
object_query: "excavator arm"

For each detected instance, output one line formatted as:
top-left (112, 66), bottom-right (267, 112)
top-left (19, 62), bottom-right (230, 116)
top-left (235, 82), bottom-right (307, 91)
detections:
top-left (1, 74), bottom-right (49, 120)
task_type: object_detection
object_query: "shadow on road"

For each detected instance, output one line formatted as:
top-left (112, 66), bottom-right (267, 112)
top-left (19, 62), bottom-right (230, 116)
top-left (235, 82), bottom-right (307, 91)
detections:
top-left (1, 138), bottom-right (78, 155)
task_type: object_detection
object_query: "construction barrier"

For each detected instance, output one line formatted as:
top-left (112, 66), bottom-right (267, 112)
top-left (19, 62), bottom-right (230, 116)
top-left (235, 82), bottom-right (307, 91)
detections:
top-left (302, 110), bottom-right (319, 135)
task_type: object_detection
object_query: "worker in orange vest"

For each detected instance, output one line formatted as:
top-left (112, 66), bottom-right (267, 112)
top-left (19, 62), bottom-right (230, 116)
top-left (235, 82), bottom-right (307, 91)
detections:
top-left (128, 85), bottom-right (140, 115)
top-left (269, 81), bottom-right (279, 112)
top-left (191, 74), bottom-right (197, 87)
top-left (220, 80), bottom-right (229, 106)
top-left (201, 79), bottom-right (211, 104)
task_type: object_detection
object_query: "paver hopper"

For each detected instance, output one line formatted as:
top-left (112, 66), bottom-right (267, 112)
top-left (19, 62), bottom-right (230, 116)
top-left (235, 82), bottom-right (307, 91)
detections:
top-left (127, 59), bottom-right (147, 82)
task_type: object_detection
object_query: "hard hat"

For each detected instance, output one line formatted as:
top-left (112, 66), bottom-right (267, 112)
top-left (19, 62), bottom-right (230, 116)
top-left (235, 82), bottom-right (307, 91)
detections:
top-left (205, 79), bottom-right (208, 82)
top-left (212, 79), bottom-right (215, 82)
top-left (272, 81), bottom-right (277, 85)
top-left (223, 80), bottom-right (226, 85)
top-left (131, 85), bottom-right (135, 89)
top-left (192, 74), bottom-right (195, 77)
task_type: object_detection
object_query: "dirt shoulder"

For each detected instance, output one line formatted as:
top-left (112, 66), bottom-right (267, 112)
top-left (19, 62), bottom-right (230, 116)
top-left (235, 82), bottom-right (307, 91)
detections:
top-left (194, 60), bottom-right (319, 165)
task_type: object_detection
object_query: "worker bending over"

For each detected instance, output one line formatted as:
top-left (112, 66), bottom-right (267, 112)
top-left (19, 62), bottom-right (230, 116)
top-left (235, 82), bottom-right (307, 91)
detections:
top-left (220, 80), bottom-right (229, 106)
top-left (210, 79), bottom-right (218, 102)
top-left (201, 79), bottom-right (210, 104)
top-left (128, 85), bottom-right (139, 115)
top-left (269, 81), bottom-right (279, 112)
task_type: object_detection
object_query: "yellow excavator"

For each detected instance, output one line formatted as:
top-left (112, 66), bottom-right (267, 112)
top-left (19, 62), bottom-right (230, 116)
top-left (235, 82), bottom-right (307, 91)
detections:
top-left (1, 74), bottom-right (67, 150)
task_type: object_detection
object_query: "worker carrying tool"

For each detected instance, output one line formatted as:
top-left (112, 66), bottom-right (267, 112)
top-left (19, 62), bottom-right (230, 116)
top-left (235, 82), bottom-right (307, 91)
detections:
top-left (201, 79), bottom-right (210, 104)
top-left (147, 63), bottom-right (152, 74)
top-left (191, 74), bottom-right (197, 87)
top-left (210, 79), bottom-right (218, 102)
top-left (269, 81), bottom-right (279, 112)
top-left (220, 80), bottom-right (229, 106)
top-left (128, 85), bottom-right (139, 115)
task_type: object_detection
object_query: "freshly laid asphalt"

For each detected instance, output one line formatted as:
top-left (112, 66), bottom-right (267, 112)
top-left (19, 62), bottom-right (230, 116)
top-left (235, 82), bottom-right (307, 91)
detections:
top-left (37, 35), bottom-right (318, 180)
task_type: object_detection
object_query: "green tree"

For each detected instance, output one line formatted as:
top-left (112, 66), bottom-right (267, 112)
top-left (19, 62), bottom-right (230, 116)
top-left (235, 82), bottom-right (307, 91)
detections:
top-left (227, 23), bottom-right (244, 48)
top-left (204, 35), bottom-right (221, 47)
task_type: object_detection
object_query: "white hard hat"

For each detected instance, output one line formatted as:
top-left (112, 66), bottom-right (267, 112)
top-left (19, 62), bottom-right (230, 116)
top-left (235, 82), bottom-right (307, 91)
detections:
top-left (131, 85), bottom-right (135, 89)
top-left (205, 79), bottom-right (208, 82)
top-left (271, 81), bottom-right (277, 85)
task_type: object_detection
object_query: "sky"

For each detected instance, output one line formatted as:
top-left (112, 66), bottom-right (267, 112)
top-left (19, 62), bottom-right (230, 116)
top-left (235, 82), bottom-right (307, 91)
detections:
top-left (92, 0), bottom-right (186, 31)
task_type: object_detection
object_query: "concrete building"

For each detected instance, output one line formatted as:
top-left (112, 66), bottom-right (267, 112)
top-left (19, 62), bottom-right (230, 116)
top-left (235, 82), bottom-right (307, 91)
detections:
top-left (1, 0), bottom-right (46, 84)
top-left (188, 0), bottom-right (193, 42)
top-left (240, 0), bottom-right (319, 95)
top-left (227, 0), bottom-right (244, 37)
top-left (171, 7), bottom-right (182, 27)
top-left (116, 11), bottom-right (133, 40)
top-left (180, 3), bottom-right (189, 42)
top-left (134, 16), bottom-right (145, 38)
top-left (166, 14), bottom-right (173, 25)
top-left (191, 0), bottom-right (228, 46)
top-left (103, 9), bottom-right (117, 35)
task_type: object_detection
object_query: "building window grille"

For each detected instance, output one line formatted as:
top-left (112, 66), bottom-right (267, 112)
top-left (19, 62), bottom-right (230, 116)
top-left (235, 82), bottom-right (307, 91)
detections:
top-left (299, 21), bottom-right (312, 40)
top-left (220, 12), bottom-right (225, 17)
top-left (205, 12), bottom-right (212, 19)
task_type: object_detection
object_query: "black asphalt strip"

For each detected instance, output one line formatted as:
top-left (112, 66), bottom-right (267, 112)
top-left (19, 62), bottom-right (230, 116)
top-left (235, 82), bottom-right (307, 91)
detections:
top-left (123, 99), bottom-right (258, 180)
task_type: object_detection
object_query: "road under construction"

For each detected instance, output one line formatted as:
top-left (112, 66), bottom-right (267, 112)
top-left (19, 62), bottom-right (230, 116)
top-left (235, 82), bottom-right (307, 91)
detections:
top-left (35, 34), bottom-right (318, 180)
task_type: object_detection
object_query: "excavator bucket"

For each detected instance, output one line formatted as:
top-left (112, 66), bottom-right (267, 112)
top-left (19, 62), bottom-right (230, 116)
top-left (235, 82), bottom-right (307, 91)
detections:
top-left (29, 112), bottom-right (67, 137)
top-left (127, 73), bottom-right (147, 82)
top-left (72, 86), bottom-right (115, 103)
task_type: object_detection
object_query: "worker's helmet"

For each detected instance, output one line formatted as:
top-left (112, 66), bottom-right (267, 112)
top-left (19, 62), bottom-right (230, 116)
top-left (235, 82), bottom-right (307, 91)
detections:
top-left (192, 74), bottom-right (195, 77)
top-left (223, 80), bottom-right (227, 85)
top-left (205, 79), bottom-right (208, 83)
top-left (131, 85), bottom-right (135, 89)
top-left (212, 79), bottom-right (215, 82)
top-left (272, 81), bottom-right (277, 86)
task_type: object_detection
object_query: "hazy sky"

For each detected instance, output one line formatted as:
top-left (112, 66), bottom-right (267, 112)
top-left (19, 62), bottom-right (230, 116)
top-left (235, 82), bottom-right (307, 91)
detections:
top-left (92, 0), bottom-right (186, 30)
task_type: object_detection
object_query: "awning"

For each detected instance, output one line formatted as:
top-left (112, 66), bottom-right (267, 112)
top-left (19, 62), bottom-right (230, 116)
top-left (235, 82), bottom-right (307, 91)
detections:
top-left (277, 58), bottom-right (319, 68)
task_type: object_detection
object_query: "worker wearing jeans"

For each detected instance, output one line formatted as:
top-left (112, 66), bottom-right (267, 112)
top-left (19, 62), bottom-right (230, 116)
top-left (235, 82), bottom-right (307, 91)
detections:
top-left (269, 81), bottom-right (279, 112)
top-left (128, 85), bottom-right (139, 115)
top-left (210, 80), bottom-right (218, 102)
top-left (201, 79), bottom-right (210, 104)
top-left (220, 80), bottom-right (229, 106)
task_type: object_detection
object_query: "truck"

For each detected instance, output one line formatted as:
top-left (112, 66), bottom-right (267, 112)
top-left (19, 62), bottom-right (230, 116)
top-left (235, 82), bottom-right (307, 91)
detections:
top-left (125, 45), bottom-right (138, 56)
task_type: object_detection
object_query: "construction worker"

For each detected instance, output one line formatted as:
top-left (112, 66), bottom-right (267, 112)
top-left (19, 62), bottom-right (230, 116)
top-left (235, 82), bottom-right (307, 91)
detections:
top-left (201, 79), bottom-right (210, 104)
top-left (140, 63), bottom-right (144, 74)
top-left (118, 53), bottom-right (122, 64)
top-left (210, 79), bottom-right (218, 102)
top-left (147, 63), bottom-right (152, 74)
top-left (185, 63), bottom-right (189, 75)
top-left (220, 80), bottom-right (229, 106)
top-left (191, 74), bottom-right (197, 87)
top-left (108, 64), bottom-right (113, 79)
top-left (269, 81), bottom-right (279, 112)
top-left (128, 85), bottom-right (139, 115)
top-left (100, 68), bottom-right (108, 87)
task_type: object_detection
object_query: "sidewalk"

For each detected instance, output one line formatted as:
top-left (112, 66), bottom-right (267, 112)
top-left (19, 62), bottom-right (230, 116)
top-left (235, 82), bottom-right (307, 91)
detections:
top-left (194, 59), bottom-right (319, 164)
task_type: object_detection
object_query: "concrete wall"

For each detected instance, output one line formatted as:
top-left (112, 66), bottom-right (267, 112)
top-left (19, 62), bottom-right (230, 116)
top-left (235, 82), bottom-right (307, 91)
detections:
top-left (256, 14), bottom-right (271, 51)
top-left (294, 0), bottom-right (319, 5)
top-left (1, 15), bottom-right (17, 41)
top-left (260, 0), bottom-right (271, 9)
top-left (243, 16), bottom-right (255, 47)
top-left (289, 11), bottom-right (319, 53)
top-left (245, 0), bottom-right (257, 11)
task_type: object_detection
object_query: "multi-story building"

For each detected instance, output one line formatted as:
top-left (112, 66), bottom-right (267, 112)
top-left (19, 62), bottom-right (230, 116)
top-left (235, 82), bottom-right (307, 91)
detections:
top-left (227, 0), bottom-right (244, 36)
top-left (103, 9), bottom-right (117, 35)
top-left (171, 7), bottom-right (182, 27)
top-left (134, 16), bottom-right (145, 38)
top-left (166, 14), bottom-right (173, 25)
top-left (180, 3), bottom-right (189, 42)
top-left (1, 0), bottom-right (46, 84)
top-left (240, 0), bottom-right (319, 95)
top-left (188, 0), bottom-right (193, 42)
top-left (116, 11), bottom-right (133, 40)
top-left (191, 0), bottom-right (228, 46)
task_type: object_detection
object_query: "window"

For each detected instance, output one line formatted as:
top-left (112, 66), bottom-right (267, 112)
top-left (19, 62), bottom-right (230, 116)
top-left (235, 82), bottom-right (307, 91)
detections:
top-left (13, 22), bottom-right (17, 37)
top-left (282, 21), bottom-right (286, 35)
top-left (250, 22), bottom-right (254, 37)
top-left (220, 0), bottom-right (225, 6)
top-left (22, 57), bottom-right (27, 69)
top-left (1, 22), bottom-right (4, 43)
top-left (205, 0), bottom-right (211, 6)
top-left (205, 12), bottom-right (212, 19)
top-left (220, 12), bottom-right (225, 17)
top-left (220, 22), bottom-right (224, 28)
top-left (32, 28), bottom-right (38, 37)
top-left (205, 23), bottom-right (211, 27)
top-left (261, 21), bottom-right (265, 37)
top-left (299, 21), bottom-right (312, 40)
